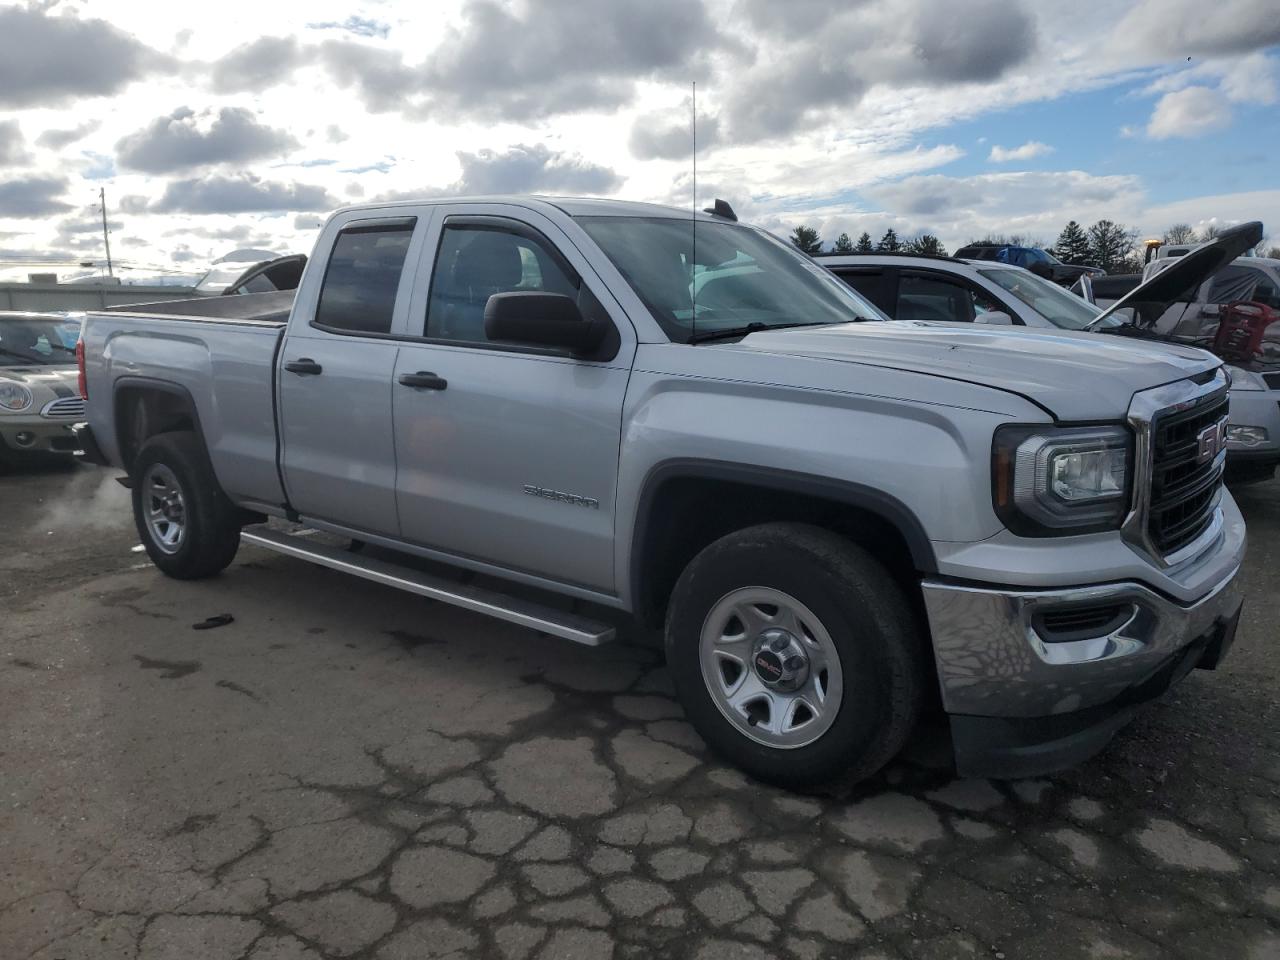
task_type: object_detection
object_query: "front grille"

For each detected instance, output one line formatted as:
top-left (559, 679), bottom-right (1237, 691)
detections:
top-left (41, 396), bottom-right (85, 419)
top-left (1147, 393), bottom-right (1227, 555)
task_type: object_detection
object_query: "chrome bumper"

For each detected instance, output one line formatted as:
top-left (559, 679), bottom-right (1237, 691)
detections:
top-left (921, 564), bottom-right (1243, 719)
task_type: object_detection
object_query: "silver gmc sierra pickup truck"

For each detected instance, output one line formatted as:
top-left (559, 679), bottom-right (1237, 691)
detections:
top-left (75, 196), bottom-right (1245, 788)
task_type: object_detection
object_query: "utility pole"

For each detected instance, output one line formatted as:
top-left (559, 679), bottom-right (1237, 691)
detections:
top-left (99, 186), bottom-right (114, 278)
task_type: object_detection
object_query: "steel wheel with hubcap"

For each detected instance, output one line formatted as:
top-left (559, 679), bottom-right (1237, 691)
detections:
top-left (130, 431), bottom-right (242, 579)
top-left (142, 462), bottom-right (187, 554)
top-left (666, 522), bottom-right (924, 790)
top-left (700, 587), bottom-right (843, 749)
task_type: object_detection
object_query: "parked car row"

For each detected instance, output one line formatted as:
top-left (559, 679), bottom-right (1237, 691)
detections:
top-left (71, 196), bottom-right (1250, 789)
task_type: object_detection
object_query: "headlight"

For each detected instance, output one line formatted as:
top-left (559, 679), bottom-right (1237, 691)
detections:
top-left (993, 424), bottom-right (1131, 535)
top-left (0, 382), bottom-right (33, 412)
top-left (1225, 365), bottom-right (1263, 391)
top-left (1226, 425), bottom-right (1268, 446)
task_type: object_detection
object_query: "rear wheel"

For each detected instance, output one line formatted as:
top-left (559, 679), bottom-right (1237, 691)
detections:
top-left (131, 431), bottom-right (241, 579)
top-left (666, 522), bottom-right (924, 790)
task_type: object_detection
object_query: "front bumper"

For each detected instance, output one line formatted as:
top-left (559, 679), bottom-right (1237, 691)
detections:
top-left (922, 563), bottom-right (1243, 778)
top-left (1225, 386), bottom-right (1280, 482)
top-left (0, 418), bottom-right (81, 457)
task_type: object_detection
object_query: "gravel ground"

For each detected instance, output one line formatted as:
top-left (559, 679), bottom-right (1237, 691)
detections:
top-left (1, 461), bottom-right (1277, 960)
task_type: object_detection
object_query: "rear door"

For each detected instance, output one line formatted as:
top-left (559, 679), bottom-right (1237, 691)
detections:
top-left (389, 204), bottom-right (636, 593)
top-left (896, 269), bottom-right (1017, 324)
top-left (278, 215), bottom-right (423, 536)
top-left (828, 266), bottom-right (896, 315)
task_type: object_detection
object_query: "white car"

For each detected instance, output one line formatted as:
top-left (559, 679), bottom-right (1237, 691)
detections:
top-left (824, 230), bottom-right (1278, 482)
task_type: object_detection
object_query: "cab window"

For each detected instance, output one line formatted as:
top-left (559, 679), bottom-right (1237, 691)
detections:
top-left (313, 220), bottom-right (416, 335)
top-left (424, 224), bottom-right (577, 343)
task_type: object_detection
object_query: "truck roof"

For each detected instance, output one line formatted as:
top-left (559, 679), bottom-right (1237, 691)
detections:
top-left (331, 195), bottom-right (729, 222)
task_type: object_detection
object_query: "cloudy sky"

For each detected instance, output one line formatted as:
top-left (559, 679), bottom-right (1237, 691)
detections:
top-left (0, 0), bottom-right (1277, 281)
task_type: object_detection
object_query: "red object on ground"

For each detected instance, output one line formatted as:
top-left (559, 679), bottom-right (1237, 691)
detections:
top-left (1214, 301), bottom-right (1279, 364)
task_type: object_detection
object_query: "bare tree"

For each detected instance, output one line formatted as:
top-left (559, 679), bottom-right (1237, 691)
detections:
top-left (1163, 223), bottom-right (1197, 244)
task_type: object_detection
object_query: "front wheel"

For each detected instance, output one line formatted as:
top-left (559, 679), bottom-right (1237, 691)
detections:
top-left (131, 431), bottom-right (241, 579)
top-left (665, 522), bottom-right (925, 790)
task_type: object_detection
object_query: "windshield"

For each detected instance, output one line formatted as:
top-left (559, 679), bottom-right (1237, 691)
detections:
top-left (1022, 248), bottom-right (1060, 266)
top-left (576, 216), bottom-right (886, 342)
top-left (978, 268), bottom-right (1124, 330)
top-left (0, 316), bottom-right (80, 366)
top-left (196, 262), bottom-right (259, 295)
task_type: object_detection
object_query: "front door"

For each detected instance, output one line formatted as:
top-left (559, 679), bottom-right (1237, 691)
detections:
top-left (391, 209), bottom-right (634, 593)
top-left (278, 217), bottom-right (417, 536)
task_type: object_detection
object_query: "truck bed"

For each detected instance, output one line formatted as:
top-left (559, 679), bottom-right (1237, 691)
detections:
top-left (105, 290), bottom-right (294, 325)
top-left (82, 301), bottom-right (288, 508)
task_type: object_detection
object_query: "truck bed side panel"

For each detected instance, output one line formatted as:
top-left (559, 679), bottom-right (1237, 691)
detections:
top-left (83, 313), bottom-right (286, 507)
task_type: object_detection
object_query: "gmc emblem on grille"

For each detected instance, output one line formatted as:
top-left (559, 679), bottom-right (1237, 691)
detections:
top-left (1195, 417), bottom-right (1228, 465)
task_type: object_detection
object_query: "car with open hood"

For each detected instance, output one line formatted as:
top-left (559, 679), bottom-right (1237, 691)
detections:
top-left (825, 223), bottom-right (1273, 480)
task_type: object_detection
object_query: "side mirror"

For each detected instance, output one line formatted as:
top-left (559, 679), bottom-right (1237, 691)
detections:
top-left (484, 291), bottom-right (605, 356)
top-left (975, 310), bottom-right (1014, 326)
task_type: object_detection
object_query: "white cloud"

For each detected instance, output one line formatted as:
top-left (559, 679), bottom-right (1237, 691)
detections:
top-left (988, 141), bottom-right (1054, 163)
top-left (0, 0), bottom-right (1276, 280)
top-left (1146, 86), bottom-right (1232, 139)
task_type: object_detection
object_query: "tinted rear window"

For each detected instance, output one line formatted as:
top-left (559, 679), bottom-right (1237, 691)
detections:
top-left (314, 221), bottom-right (415, 334)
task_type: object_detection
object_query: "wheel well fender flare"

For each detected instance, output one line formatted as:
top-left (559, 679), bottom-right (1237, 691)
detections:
top-left (628, 458), bottom-right (937, 614)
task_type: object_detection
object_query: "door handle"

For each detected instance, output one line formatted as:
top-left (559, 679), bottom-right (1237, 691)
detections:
top-left (284, 358), bottom-right (323, 375)
top-left (398, 371), bottom-right (448, 390)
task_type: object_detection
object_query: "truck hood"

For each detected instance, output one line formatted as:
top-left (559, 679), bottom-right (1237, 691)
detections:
top-left (736, 320), bottom-right (1220, 421)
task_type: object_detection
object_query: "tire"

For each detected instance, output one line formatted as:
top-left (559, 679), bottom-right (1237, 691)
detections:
top-left (131, 431), bottom-right (241, 579)
top-left (665, 522), bottom-right (924, 791)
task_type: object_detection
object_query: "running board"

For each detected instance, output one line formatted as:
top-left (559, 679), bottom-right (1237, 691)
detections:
top-left (240, 527), bottom-right (616, 646)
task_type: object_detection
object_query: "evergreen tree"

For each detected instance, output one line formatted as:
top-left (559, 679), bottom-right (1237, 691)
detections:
top-left (855, 231), bottom-right (874, 253)
top-left (906, 234), bottom-right (947, 256)
top-left (832, 232), bottom-right (855, 254)
top-left (1087, 220), bottom-right (1139, 274)
top-left (1052, 221), bottom-right (1090, 264)
top-left (876, 228), bottom-right (901, 252)
top-left (789, 225), bottom-right (823, 255)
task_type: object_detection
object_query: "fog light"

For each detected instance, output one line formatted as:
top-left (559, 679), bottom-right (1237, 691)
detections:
top-left (15, 431), bottom-right (35, 446)
top-left (1226, 425), bottom-right (1268, 447)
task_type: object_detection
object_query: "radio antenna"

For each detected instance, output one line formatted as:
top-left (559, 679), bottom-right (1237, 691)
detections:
top-left (691, 80), bottom-right (697, 343)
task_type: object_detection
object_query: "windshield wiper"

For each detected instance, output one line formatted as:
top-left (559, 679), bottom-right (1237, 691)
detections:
top-left (686, 320), bottom-right (842, 345)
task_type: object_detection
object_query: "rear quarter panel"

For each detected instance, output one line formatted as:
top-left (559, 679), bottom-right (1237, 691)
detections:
top-left (83, 313), bottom-right (285, 505)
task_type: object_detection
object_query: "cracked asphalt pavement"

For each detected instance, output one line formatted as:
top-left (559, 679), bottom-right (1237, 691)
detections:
top-left (2, 463), bottom-right (1278, 960)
